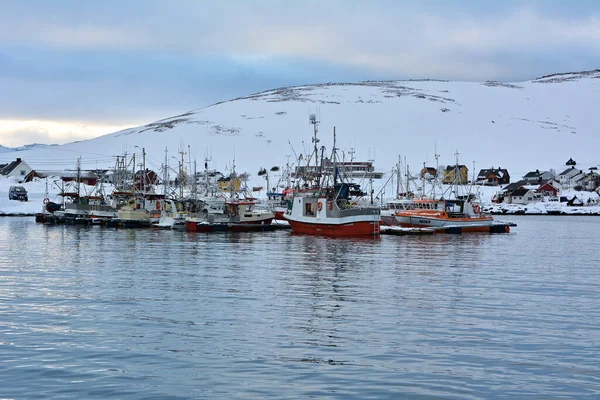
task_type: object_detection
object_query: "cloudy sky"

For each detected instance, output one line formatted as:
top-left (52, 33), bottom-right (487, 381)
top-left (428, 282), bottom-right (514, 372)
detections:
top-left (1, 0), bottom-right (598, 147)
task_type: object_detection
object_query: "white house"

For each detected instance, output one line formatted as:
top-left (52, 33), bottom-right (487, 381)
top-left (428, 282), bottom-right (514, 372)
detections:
top-left (557, 167), bottom-right (582, 189)
top-left (570, 171), bottom-right (587, 188)
top-left (506, 187), bottom-right (542, 204)
top-left (0, 158), bottom-right (33, 182)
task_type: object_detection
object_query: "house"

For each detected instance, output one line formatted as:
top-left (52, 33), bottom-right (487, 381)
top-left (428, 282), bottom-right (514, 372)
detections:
top-left (420, 166), bottom-right (438, 179)
top-left (580, 172), bottom-right (600, 191)
top-left (24, 170), bottom-right (43, 182)
top-left (570, 171), bottom-right (587, 189)
top-left (475, 167), bottom-right (510, 186)
top-left (28, 170), bottom-right (100, 186)
top-left (442, 164), bottom-right (469, 184)
top-left (217, 175), bottom-right (242, 192)
top-left (557, 167), bottom-right (582, 189)
top-left (0, 158), bottom-right (33, 182)
top-left (506, 187), bottom-right (541, 204)
top-left (498, 180), bottom-right (528, 196)
top-left (522, 169), bottom-right (553, 183)
top-left (536, 181), bottom-right (560, 197)
top-left (134, 169), bottom-right (159, 190)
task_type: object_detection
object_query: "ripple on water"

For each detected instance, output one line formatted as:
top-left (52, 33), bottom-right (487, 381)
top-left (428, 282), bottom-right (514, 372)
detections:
top-left (0, 216), bottom-right (599, 398)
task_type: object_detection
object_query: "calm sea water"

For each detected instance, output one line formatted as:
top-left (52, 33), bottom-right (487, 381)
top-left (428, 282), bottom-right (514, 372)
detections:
top-left (1, 216), bottom-right (599, 399)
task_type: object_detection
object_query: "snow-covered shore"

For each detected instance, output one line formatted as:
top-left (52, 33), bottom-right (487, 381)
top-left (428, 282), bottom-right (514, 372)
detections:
top-left (485, 202), bottom-right (600, 215)
top-left (2, 176), bottom-right (599, 217)
top-left (0, 177), bottom-right (48, 215)
top-left (0, 176), bottom-right (107, 216)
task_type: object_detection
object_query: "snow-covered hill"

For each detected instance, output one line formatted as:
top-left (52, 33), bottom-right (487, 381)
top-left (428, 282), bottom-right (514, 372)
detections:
top-left (1, 70), bottom-right (599, 189)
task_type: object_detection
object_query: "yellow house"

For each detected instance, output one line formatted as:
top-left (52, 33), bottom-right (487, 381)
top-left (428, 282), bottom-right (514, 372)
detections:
top-left (442, 165), bottom-right (469, 184)
top-left (218, 176), bottom-right (242, 192)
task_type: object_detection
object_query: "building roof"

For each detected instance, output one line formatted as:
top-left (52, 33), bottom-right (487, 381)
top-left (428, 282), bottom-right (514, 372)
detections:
top-left (510, 188), bottom-right (532, 197)
top-left (537, 180), bottom-right (560, 188)
top-left (502, 180), bottom-right (528, 193)
top-left (0, 159), bottom-right (23, 175)
top-left (537, 182), bottom-right (559, 191)
top-left (444, 164), bottom-right (467, 171)
top-left (477, 168), bottom-right (509, 178)
top-left (558, 167), bottom-right (580, 176)
top-left (523, 170), bottom-right (541, 178)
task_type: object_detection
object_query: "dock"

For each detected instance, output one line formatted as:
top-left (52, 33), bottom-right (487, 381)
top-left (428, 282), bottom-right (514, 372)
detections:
top-left (380, 226), bottom-right (435, 236)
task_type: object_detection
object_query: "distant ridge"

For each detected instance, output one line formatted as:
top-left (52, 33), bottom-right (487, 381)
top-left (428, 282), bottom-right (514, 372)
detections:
top-left (0, 143), bottom-right (58, 152)
top-left (2, 69), bottom-right (599, 187)
top-left (532, 69), bottom-right (600, 83)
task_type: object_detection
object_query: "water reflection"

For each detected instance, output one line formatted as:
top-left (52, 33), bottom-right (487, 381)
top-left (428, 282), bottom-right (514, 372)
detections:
top-left (1, 217), bottom-right (599, 399)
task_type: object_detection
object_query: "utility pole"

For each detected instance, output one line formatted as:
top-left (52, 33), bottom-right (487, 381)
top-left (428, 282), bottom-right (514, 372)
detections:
top-left (179, 149), bottom-right (186, 199)
top-left (142, 147), bottom-right (146, 195)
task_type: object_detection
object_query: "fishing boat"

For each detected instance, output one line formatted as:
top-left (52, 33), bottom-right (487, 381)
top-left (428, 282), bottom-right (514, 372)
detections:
top-left (154, 199), bottom-right (187, 230)
top-left (285, 183), bottom-right (380, 236)
top-left (36, 158), bottom-right (117, 224)
top-left (185, 199), bottom-right (275, 232)
top-left (185, 161), bottom-right (275, 232)
top-left (283, 115), bottom-right (380, 237)
top-left (266, 188), bottom-right (294, 220)
top-left (105, 194), bottom-right (152, 228)
top-left (392, 197), bottom-right (509, 232)
top-left (380, 198), bottom-right (415, 226)
top-left (391, 182), bottom-right (514, 233)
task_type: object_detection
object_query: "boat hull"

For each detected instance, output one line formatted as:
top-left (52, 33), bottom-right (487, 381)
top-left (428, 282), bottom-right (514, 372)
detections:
top-left (185, 218), bottom-right (275, 233)
top-left (285, 219), bottom-right (380, 237)
top-left (395, 213), bottom-right (511, 233)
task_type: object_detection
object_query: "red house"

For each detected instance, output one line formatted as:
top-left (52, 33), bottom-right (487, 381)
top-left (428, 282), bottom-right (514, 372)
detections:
top-left (536, 181), bottom-right (559, 197)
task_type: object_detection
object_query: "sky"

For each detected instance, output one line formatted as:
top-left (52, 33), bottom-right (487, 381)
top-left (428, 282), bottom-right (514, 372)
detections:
top-left (0, 0), bottom-right (599, 147)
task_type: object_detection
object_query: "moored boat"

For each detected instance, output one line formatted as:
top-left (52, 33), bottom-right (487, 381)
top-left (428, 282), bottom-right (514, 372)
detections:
top-left (283, 115), bottom-right (380, 237)
top-left (185, 199), bottom-right (275, 232)
top-left (394, 197), bottom-right (513, 233)
top-left (284, 183), bottom-right (380, 237)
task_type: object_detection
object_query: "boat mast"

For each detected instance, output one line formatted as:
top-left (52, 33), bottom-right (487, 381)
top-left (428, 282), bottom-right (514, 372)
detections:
top-left (396, 156), bottom-right (401, 199)
top-left (230, 158), bottom-right (236, 199)
top-left (163, 147), bottom-right (168, 197)
top-left (204, 156), bottom-right (210, 196)
top-left (309, 113), bottom-right (320, 187)
top-left (405, 157), bottom-right (411, 197)
top-left (333, 127), bottom-right (337, 186)
top-left (285, 155), bottom-right (291, 189)
top-left (453, 149), bottom-right (460, 199)
top-left (76, 156), bottom-right (81, 202)
top-left (433, 143), bottom-right (440, 200)
top-left (179, 149), bottom-right (186, 199)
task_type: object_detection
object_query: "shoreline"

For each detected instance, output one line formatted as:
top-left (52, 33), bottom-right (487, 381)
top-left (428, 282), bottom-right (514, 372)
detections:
top-left (491, 212), bottom-right (600, 216)
top-left (3, 212), bottom-right (600, 218)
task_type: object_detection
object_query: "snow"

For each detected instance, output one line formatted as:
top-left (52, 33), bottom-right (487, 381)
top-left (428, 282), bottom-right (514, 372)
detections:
top-left (1, 70), bottom-right (600, 216)
top-left (0, 175), bottom-right (108, 216)
top-left (0, 176), bottom-right (47, 215)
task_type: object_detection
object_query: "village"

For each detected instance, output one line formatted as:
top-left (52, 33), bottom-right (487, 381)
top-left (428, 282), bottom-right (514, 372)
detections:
top-left (2, 154), bottom-right (599, 219)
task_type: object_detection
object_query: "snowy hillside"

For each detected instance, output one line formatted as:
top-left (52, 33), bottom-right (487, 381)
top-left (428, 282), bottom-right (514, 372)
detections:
top-left (1, 70), bottom-right (599, 189)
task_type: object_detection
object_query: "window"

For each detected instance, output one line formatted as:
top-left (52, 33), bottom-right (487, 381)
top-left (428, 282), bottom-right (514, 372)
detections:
top-left (20, 170), bottom-right (26, 176)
